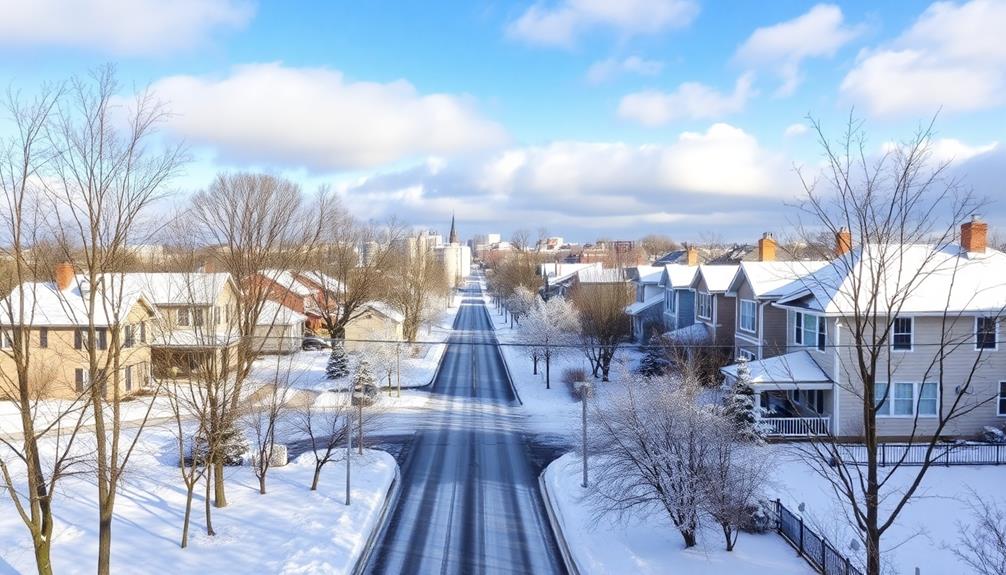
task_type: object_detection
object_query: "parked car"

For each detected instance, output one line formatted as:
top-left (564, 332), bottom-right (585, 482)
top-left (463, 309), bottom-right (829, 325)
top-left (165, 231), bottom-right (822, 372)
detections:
top-left (302, 335), bottom-right (331, 351)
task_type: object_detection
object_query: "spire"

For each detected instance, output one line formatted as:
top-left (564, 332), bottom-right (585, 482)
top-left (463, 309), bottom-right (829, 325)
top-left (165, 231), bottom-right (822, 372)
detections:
top-left (448, 212), bottom-right (459, 245)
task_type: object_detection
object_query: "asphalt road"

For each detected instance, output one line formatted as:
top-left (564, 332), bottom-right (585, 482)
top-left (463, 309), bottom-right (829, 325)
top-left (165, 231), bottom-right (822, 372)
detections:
top-left (364, 280), bottom-right (566, 575)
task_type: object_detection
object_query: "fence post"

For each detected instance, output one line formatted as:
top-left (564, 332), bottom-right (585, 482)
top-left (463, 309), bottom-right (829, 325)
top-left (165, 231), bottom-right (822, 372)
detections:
top-left (776, 499), bottom-right (782, 532)
top-left (822, 537), bottom-right (827, 570)
top-left (845, 556), bottom-right (851, 575)
top-left (998, 444), bottom-right (1002, 466)
top-left (881, 443), bottom-right (886, 467)
top-left (798, 514), bottom-right (805, 556)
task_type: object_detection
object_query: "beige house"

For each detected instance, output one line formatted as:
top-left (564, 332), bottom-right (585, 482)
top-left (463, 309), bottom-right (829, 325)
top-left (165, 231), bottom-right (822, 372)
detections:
top-left (344, 302), bottom-right (405, 352)
top-left (1, 264), bottom-right (157, 399)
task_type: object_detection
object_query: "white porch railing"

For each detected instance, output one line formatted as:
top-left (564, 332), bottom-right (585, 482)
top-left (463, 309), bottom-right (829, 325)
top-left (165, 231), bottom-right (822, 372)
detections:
top-left (761, 416), bottom-right (830, 437)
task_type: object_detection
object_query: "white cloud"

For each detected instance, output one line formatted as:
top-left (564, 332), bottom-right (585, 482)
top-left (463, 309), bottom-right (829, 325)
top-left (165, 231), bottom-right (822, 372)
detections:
top-left (507, 0), bottom-right (698, 47)
top-left (881, 138), bottom-right (999, 163)
top-left (784, 123), bottom-right (809, 137)
top-left (150, 63), bottom-right (508, 171)
top-left (842, 0), bottom-right (1006, 116)
top-left (617, 73), bottom-right (755, 126)
top-left (735, 4), bottom-right (862, 96)
top-left (586, 56), bottom-right (664, 84)
top-left (0, 0), bottom-right (253, 55)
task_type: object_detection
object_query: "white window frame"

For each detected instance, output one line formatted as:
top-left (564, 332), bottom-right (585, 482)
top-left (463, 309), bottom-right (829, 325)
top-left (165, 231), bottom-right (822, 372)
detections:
top-left (737, 348), bottom-right (756, 361)
top-left (795, 312), bottom-right (826, 352)
top-left (998, 381), bottom-right (1006, 416)
top-left (696, 292), bottom-right (713, 320)
top-left (975, 316), bottom-right (999, 351)
top-left (875, 381), bottom-right (939, 418)
top-left (665, 290), bottom-right (675, 314)
top-left (892, 316), bottom-right (913, 352)
top-left (739, 299), bottom-right (757, 333)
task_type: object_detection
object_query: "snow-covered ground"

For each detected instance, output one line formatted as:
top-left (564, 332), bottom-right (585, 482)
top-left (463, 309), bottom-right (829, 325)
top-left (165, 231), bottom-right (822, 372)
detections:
top-left (0, 422), bottom-right (397, 575)
top-left (248, 302), bottom-right (461, 394)
top-left (0, 395), bottom-right (177, 439)
top-left (543, 453), bottom-right (813, 575)
top-left (770, 448), bottom-right (1006, 575)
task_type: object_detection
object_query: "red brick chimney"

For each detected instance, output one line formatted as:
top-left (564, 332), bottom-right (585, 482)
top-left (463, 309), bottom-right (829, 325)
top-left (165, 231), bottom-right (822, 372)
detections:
top-left (54, 262), bottom-right (74, 291)
top-left (758, 232), bottom-right (777, 262)
top-left (835, 227), bottom-right (853, 257)
top-left (686, 245), bottom-right (699, 266)
top-left (961, 215), bottom-right (988, 254)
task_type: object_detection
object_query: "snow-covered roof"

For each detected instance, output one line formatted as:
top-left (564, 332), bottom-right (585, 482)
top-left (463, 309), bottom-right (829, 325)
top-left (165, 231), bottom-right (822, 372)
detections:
top-left (576, 268), bottom-right (627, 284)
top-left (541, 262), bottom-right (601, 285)
top-left (775, 244), bottom-right (1006, 315)
top-left (625, 294), bottom-right (662, 316)
top-left (1, 279), bottom-right (155, 327)
top-left (632, 265), bottom-right (664, 285)
top-left (661, 323), bottom-right (711, 345)
top-left (151, 330), bottom-right (239, 349)
top-left (114, 273), bottom-right (233, 306)
top-left (659, 264), bottom-right (699, 289)
top-left (256, 301), bottom-right (306, 326)
top-left (721, 351), bottom-right (832, 388)
top-left (691, 264), bottom-right (739, 293)
top-left (728, 261), bottom-right (829, 299)
top-left (294, 271), bottom-right (344, 294)
top-left (261, 269), bottom-right (314, 297)
top-left (361, 301), bottom-right (405, 323)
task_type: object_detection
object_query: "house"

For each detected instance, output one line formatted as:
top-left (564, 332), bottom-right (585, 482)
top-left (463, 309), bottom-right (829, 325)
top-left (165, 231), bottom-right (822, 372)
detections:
top-left (253, 301), bottom-right (305, 354)
top-left (625, 265), bottom-right (665, 344)
top-left (658, 247), bottom-right (701, 334)
top-left (679, 263), bottom-right (741, 349)
top-left (0, 263), bottom-right (158, 399)
top-left (115, 272), bottom-right (241, 379)
top-left (721, 217), bottom-right (1006, 440)
top-left (724, 233), bottom-right (828, 361)
top-left (256, 269), bottom-right (326, 332)
top-left (539, 262), bottom-right (602, 300)
top-left (343, 302), bottom-right (405, 353)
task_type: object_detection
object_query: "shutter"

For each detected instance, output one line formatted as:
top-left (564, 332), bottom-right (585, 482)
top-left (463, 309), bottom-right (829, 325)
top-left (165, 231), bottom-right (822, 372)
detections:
top-left (97, 329), bottom-right (107, 350)
top-left (75, 369), bottom-right (84, 392)
top-left (74, 329), bottom-right (82, 349)
top-left (39, 328), bottom-right (48, 348)
top-left (124, 366), bottom-right (132, 392)
top-left (140, 322), bottom-right (146, 343)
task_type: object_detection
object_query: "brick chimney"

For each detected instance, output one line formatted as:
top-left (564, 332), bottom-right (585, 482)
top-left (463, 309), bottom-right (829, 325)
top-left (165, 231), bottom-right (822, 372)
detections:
top-left (835, 227), bottom-right (853, 257)
top-left (54, 262), bottom-right (74, 291)
top-left (686, 245), bottom-right (699, 266)
top-left (758, 232), bottom-right (777, 262)
top-left (961, 215), bottom-right (988, 254)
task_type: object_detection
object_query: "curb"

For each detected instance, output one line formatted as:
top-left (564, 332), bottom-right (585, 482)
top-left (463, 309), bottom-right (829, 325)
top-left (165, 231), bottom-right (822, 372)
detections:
top-left (538, 469), bottom-right (582, 575)
top-left (352, 461), bottom-right (402, 575)
top-left (479, 303), bottom-right (523, 406)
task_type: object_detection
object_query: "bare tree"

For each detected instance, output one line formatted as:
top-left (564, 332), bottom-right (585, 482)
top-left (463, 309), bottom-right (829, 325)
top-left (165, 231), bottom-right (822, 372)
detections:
top-left (638, 234), bottom-right (679, 258)
top-left (165, 377), bottom-right (212, 548)
top-left (387, 243), bottom-right (448, 342)
top-left (45, 65), bottom-right (185, 575)
top-left (244, 354), bottom-right (295, 495)
top-left (703, 433), bottom-right (772, 551)
top-left (570, 281), bottom-right (632, 381)
top-left (951, 491), bottom-right (1006, 575)
top-left (790, 115), bottom-right (1000, 575)
top-left (293, 396), bottom-right (349, 491)
top-left (188, 172), bottom-right (329, 506)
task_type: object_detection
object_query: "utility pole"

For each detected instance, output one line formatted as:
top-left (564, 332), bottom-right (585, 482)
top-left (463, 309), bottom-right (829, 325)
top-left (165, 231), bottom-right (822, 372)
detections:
top-left (396, 342), bottom-right (401, 398)
top-left (574, 380), bottom-right (592, 488)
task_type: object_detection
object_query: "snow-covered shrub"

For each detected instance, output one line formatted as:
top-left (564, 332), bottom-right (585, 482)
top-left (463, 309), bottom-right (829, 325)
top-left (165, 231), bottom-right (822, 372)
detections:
top-left (723, 358), bottom-right (765, 443)
top-left (981, 426), bottom-right (1006, 443)
top-left (191, 424), bottom-right (249, 466)
top-left (248, 444), bottom-right (288, 468)
top-left (352, 358), bottom-right (378, 404)
top-left (326, 341), bottom-right (350, 379)
top-left (740, 498), bottom-right (777, 533)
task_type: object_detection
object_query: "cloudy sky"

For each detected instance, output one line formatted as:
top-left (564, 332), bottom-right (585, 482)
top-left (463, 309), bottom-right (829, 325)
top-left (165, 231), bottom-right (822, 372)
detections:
top-left (1, 0), bottom-right (1004, 242)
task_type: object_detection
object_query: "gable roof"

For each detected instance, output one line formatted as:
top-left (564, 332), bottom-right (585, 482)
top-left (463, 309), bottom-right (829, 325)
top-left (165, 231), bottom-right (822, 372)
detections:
top-left (360, 301), bottom-right (405, 323)
top-left (260, 269), bottom-right (314, 297)
top-left (115, 273), bottom-right (234, 306)
top-left (629, 265), bottom-right (664, 285)
top-left (775, 244), bottom-right (1006, 315)
top-left (659, 264), bottom-right (699, 289)
top-left (625, 294), bottom-right (663, 316)
top-left (727, 261), bottom-right (829, 299)
top-left (1, 279), bottom-right (157, 327)
top-left (691, 264), bottom-right (739, 293)
top-left (720, 351), bottom-right (832, 388)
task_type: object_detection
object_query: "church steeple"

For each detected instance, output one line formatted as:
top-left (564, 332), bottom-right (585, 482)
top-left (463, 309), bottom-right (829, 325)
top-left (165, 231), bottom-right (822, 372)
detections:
top-left (448, 212), bottom-right (459, 245)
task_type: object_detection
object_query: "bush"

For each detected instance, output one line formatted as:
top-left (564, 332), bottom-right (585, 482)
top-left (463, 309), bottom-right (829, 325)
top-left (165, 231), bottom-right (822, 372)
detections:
top-left (191, 425), bottom-right (249, 466)
top-left (561, 367), bottom-right (588, 385)
top-left (740, 498), bottom-right (777, 533)
top-left (981, 426), bottom-right (1006, 443)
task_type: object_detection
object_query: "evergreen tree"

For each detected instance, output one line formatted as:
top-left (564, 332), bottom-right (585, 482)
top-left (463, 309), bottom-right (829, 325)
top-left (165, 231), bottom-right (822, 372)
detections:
top-left (638, 344), bottom-right (671, 377)
top-left (724, 357), bottom-right (764, 442)
top-left (353, 357), bottom-right (377, 399)
top-left (326, 341), bottom-right (349, 379)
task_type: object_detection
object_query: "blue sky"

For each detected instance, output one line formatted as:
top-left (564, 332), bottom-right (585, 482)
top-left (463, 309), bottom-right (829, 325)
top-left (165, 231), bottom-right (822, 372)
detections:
top-left (1, 0), bottom-right (1004, 243)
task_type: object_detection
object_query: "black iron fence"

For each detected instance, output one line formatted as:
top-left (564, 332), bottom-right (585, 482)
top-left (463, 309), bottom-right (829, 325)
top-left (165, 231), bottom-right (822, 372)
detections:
top-left (776, 500), bottom-right (863, 575)
top-left (839, 442), bottom-right (1006, 467)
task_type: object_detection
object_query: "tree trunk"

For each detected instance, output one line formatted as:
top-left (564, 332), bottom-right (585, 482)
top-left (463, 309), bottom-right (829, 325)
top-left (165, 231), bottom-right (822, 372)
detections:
top-left (32, 536), bottom-right (53, 575)
top-left (259, 473), bottom-right (267, 495)
top-left (722, 524), bottom-right (735, 551)
top-left (181, 486), bottom-right (194, 548)
top-left (214, 460), bottom-right (227, 508)
top-left (204, 467), bottom-right (216, 536)
top-left (311, 463), bottom-right (323, 491)
top-left (545, 354), bottom-right (551, 389)
top-left (680, 528), bottom-right (697, 548)
top-left (97, 507), bottom-right (112, 575)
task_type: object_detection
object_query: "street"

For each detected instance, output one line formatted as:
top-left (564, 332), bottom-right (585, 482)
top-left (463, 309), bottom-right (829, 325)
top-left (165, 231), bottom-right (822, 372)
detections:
top-left (364, 279), bottom-right (566, 575)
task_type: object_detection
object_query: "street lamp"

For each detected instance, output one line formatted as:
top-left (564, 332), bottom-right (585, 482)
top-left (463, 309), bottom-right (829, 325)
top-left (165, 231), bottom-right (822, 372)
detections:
top-left (573, 380), bottom-right (593, 488)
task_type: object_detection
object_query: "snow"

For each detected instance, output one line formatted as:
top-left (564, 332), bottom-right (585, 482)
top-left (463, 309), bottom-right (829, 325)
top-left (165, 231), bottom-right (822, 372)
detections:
top-left (0, 423), bottom-right (397, 574)
top-left (543, 453), bottom-right (813, 575)
top-left (729, 261), bottom-right (829, 299)
top-left (660, 264), bottom-right (699, 289)
top-left (0, 280), bottom-right (153, 327)
top-left (0, 395), bottom-right (177, 439)
top-left (720, 350), bottom-right (832, 388)
top-left (632, 265), bottom-right (664, 285)
top-left (260, 269), bottom-right (314, 297)
top-left (692, 264), bottom-right (740, 293)
top-left (663, 322), bottom-right (712, 345)
top-left (770, 448), bottom-right (1006, 574)
top-left (625, 294), bottom-right (663, 316)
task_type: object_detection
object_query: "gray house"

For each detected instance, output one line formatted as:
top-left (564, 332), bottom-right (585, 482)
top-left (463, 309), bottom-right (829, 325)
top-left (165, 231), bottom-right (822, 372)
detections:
top-left (722, 218), bottom-right (1006, 440)
top-left (625, 265), bottom-right (665, 343)
top-left (658, 263), bottom-right (698, 334)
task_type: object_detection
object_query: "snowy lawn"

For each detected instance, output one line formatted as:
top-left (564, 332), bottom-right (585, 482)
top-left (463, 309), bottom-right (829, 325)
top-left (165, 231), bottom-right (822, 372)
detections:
top-left (770, 448), bottom-right (1006, 575)
top-left (247, 302), bottom-right (461, 394)
top-left (0, 394), bottom-right (176, 439)
top-left (543, 453), bottom-right (813, 575)
top-left (0, 424), bottom-right (397, 575)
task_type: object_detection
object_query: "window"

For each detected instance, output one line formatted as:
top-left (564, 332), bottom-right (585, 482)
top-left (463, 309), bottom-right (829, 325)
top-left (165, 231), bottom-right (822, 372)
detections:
top-left (214, 306), bottom-right (221, 325)
top-left (739, 300), bottom-right (757, 332)
top-left (178, 308), bottom-right (190, 327)
top-left (140, 322), bottom-right (147, 343)
top-left (665, 290), bottom-right (675, 313)
top-left (74, 368), bottom-right (89, 393)
top-left (193, 308), bottom-right (205, 327)
top-left (74, 328), bottom-right (89, 350)
top-left (977, 317), bottom-right (998, 350)
top-left (39, 328), bottom-right (48, 349)
top-left (0, 330), bottom-right (11, 349)
top-left (124, 366), bottom-right (132, 392)
top-left (96, 328), bottom-right (107, 351)
top-left (795, 312), bottom-right (826, 352)
top-left (697, 292), bottom-right (713, 320)
top-left (892, 317), bottom-right (913, 351)
top-left (999, 382), bottom-right (1006, 416)
top-left (124, 325), bottom-right (135, 348)
top-left (876, 382), bottom-right (938, 417)
top-left (737, 348), bottom-right (756, 361)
